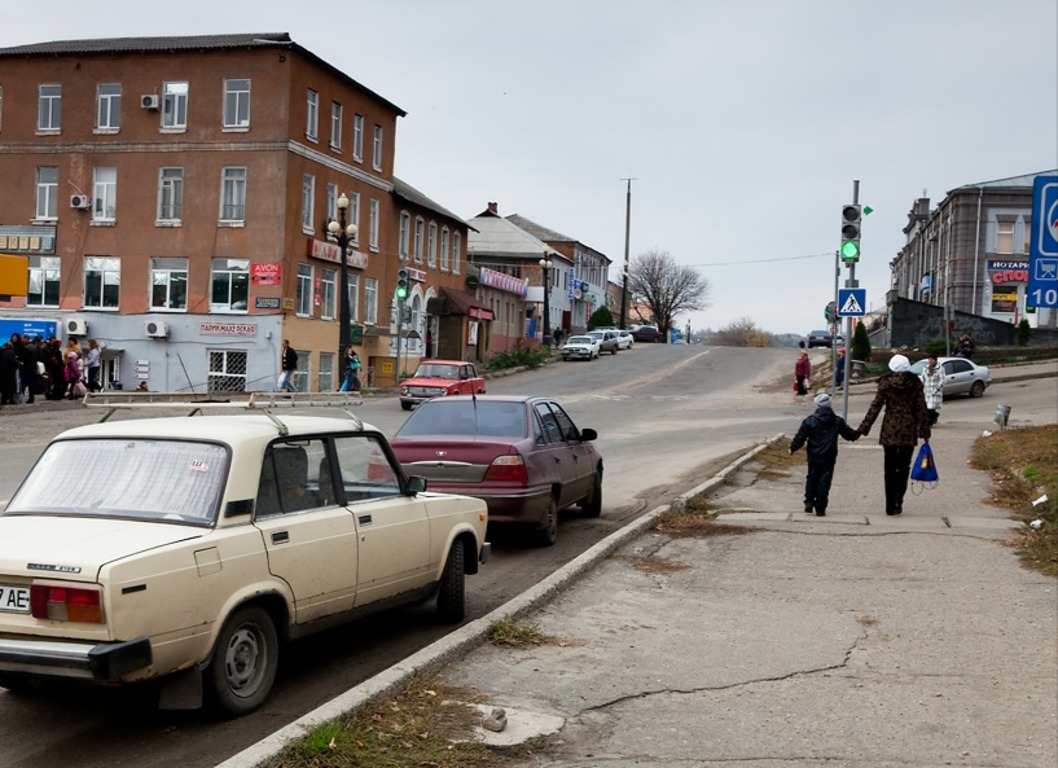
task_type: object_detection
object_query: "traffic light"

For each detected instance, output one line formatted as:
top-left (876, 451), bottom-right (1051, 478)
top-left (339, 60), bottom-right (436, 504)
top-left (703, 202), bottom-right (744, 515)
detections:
top-left (396, 267), bottom-right (409, 300)
top-left (840, 204), bottom-right (862, 263)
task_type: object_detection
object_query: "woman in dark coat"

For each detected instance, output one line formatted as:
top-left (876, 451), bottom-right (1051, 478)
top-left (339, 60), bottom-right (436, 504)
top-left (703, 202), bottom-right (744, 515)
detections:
top-left (0, 342), bottom-right (18, 404)
top-left (857, 354), bottom-right (931, 515)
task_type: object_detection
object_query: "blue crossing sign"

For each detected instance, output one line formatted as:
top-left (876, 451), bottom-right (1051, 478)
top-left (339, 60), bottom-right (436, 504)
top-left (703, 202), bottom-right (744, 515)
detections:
top-left (1028, 175), bottom-right (1058, 308)
top-left (837, 288), bottom-right (866, 317)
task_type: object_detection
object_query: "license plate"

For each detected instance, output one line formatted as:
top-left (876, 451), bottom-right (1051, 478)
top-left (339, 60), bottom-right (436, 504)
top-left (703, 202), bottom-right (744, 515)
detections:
top-left (0, 584), bottom-right (30, 614)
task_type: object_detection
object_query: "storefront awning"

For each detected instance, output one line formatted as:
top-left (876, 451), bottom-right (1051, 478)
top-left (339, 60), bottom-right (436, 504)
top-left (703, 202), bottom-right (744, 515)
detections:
top-left (427, 287), bottom-right (495, 320)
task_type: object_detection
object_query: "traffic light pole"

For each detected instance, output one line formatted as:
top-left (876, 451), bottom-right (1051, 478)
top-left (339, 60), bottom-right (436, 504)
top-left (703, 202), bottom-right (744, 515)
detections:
top-left (841, 180), bottom-right (860, 423)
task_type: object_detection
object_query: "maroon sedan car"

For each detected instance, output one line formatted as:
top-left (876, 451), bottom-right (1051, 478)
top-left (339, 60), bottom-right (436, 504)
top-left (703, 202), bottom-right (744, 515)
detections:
top-left (390, 395), bottom-right (602, 546)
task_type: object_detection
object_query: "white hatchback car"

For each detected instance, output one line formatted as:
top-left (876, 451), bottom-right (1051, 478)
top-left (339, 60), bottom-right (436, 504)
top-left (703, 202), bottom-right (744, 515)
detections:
top-left (0, 413), bottom-right (489, 715)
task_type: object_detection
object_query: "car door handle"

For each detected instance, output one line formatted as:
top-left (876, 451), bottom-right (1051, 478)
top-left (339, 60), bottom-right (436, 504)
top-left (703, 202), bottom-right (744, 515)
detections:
top-left (358, 514), bottom-right (373, 526)
top-left (271, 531), bottom-right (290, 544)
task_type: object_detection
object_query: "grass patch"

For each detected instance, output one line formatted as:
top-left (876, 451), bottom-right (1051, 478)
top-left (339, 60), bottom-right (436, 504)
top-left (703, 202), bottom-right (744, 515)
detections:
top-left (618, 554), bottom-right (691, 573)
top-left (653, 495), bottom-right (760, 538)
top-left (969, 424), bottom-right (1058, 577)
top-left (486, 615), bottom-right (555, 647)
top-left (753, 437), bottom-right (799, 478)
top-left (272, 676), bottom-right (515, 768)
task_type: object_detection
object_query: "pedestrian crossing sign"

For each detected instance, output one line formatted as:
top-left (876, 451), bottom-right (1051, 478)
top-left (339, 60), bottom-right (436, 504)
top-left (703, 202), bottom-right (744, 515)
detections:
top-left (837, 288), bottom-right (866, 317)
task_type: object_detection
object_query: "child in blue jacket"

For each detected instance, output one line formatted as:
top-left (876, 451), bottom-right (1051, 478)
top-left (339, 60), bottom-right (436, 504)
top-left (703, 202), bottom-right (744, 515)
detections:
top-left (789, 393), bottom-right (860, 516)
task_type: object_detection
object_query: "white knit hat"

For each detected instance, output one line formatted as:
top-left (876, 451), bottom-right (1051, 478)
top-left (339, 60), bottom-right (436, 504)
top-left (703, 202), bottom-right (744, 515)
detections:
top-left (814, 393), bottom-right (832, 409)
top-left (888, 354), bottom-right (910, 373)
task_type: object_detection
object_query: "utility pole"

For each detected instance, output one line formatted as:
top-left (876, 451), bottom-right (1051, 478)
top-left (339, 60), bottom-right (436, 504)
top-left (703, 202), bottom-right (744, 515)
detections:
top-left (619, 177), bottom-right (636, 329)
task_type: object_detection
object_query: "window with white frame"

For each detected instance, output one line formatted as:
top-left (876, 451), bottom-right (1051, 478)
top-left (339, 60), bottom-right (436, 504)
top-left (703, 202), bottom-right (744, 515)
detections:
top-left (93, 166), bottom-right (117, 221)
top-left (348, 191), bottom-right (360, 245)
top-left (369, 198), bottom-right (380, 250)
top-left (318, 351), bottom-right (335, 393)
top-left (96, 83), bottom-right (121, 131)
top-left (220, 167), bottom-right (246, 222)
top-left (84, 256), bottom-right (120, 309)
top-left (162, 81), bottom-right (188, 129)
top-left (210, 258), bottom-right (249, 312)
top-left (427, 222), bottom-right (437, 268)
top-left (347, 273), bottom-right (360, 320)
top-left (301, 174), bottom-right (315, 231)
top-left (440, 227), bottom-right (450, 271)
top-left (38, 84), bottom-right (61, 132)
top-left (208, 349), bottom-right (247, 393)
top-left (296, 263), bottom-right (313, 316)
top-left (325, 182), bottom-right (338, 224)
top-left (150, 257), bottom-right (188, 310)
top-left (330, 102), bottom-right (342, 150)
top-left (364, 276), bottom-right (378, 324)
top-left (35, 167), bottom-right (58, 220)
top-left (158, 167), bottom-right (183, 222)
top-left (453, 232), bottom-right (461, 274)
top-left (223, 79), bottom-right (250, 129)
top-left (995, 219), bottom-right (1015, 254)
top-left (353, 114), bottom-right (364, 161)
top-left (372, 124), bottom-right (383, 170)
top-left (320, 268), bottom-right (336, 320)
top-left (306, 89), bottom-right (318, 140)
top-left (27, 256), bottom-right (60, 307)
top-left (398, 211), bottom-right (410, 261)
top-left (411, 215), bottom-right (422, 264)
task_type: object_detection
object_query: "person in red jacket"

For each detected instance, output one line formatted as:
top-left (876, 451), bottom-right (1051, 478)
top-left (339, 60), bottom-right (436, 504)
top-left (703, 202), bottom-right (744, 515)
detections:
top-left (794, 350), bottom-right (812, 396)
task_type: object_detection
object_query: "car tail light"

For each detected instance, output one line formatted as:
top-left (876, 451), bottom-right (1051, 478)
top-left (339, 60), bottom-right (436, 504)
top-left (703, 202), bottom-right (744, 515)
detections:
top-left (29, 584), bottom-right (104, 623)
top-left (483, 455), bottom-right (529, 483)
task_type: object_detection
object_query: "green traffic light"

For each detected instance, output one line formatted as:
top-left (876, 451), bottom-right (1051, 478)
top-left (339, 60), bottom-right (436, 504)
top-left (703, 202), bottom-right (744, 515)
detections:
top-left (396, 287), bottom-right (408, 300)
top-left (840, 241), bottom-right (860, 260)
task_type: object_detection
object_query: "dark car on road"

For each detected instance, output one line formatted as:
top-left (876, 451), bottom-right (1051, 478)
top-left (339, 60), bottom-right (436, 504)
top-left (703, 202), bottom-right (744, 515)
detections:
top-left (630, 325), bottom-right (665, 343)
top-left (390, 395), bottom-right (603, 547)
top-left (807, 330), bottom-right (844, 348)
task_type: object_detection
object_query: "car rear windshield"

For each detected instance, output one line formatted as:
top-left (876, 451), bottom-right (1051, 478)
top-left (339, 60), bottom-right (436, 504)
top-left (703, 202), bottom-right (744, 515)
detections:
top-left (5, 438), bottom-right (229, 526)
top-left (397, 400), bottom-right (528, 438)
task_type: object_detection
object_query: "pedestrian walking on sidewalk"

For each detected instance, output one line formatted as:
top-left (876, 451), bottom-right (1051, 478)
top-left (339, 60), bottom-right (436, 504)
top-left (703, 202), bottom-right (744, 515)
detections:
top-left (856, 354), bottom-right (931, 516)
top-left (920, 355), bottom-right (944, 426)
top-left (789, 392), bottom-right (860, 516)
top-left (794, 350), bottom-right (811, 395)
top-left (277, 339), bottom-right (298, 392)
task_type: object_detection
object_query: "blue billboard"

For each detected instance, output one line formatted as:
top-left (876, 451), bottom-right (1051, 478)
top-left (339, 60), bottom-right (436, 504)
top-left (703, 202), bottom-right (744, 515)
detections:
top-left (0, 317), bottom-right (59, 341)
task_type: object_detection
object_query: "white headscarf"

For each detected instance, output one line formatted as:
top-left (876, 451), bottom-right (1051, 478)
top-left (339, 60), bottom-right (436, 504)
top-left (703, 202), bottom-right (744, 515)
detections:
top-left (888, 354), bottom-right (910, 373)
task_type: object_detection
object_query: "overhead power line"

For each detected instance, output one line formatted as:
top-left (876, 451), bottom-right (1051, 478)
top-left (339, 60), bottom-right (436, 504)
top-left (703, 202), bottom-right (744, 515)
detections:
top-left (691, 252), bottom-right (833, 267)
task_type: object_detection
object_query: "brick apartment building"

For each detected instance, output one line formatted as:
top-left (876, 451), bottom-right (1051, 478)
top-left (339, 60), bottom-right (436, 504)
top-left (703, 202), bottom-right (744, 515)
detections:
top-left (0, 32), bottom-right (476, 392)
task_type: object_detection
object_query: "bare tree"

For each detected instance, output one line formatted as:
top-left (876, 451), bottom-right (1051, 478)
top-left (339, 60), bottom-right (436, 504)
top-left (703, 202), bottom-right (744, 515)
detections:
top-left (710, 316), bottom-right (774, 347)
top-left (627, 249), bottom-right (710, 340)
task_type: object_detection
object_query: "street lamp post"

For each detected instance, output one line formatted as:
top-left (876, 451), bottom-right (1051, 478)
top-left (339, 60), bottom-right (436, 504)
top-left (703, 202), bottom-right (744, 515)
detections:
top-left (328, 194), bottom-right (358, 389)
top-left (538, 255), bottom-right (553, 348)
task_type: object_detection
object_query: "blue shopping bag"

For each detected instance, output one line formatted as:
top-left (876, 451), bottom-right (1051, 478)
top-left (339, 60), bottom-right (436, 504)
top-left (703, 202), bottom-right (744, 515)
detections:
top-left (910, 442), bottom-right (939, 486)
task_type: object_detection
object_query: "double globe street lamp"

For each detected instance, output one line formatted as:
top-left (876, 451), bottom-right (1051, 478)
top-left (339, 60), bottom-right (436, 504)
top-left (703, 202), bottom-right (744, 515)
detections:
top-left (328, 194), bottom-right (359, 387)
top-left (538, 255), bottom-right (553, 348)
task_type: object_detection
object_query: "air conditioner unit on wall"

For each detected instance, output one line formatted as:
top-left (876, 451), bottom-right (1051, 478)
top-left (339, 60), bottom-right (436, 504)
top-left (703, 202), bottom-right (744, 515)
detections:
top-left (66, 317), bottom-right (88, 336)
top-left (70, 194), bottom-right (91, 209)
top-left (145, 319), bottom-right (169, 338)
top-left (140, 94), bottom-right (160, 110)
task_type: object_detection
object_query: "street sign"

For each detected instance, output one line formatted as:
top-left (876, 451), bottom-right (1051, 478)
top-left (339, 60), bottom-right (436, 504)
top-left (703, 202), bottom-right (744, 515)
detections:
top-left (837, 288), bottom-right (866, 317)
top-left (1028, 175), bottom-right (1058, 308)
top-left (824, 301), bottom-right (837, 322)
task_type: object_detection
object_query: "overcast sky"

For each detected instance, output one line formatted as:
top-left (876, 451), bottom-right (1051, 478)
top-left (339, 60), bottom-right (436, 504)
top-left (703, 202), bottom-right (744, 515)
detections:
top-left (3, 1), bottom-right (1056, 336)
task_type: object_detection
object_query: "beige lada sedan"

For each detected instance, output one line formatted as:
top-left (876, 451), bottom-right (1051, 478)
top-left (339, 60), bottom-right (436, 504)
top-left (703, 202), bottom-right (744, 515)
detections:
top-left (0, 413), bottom-right (489, 716)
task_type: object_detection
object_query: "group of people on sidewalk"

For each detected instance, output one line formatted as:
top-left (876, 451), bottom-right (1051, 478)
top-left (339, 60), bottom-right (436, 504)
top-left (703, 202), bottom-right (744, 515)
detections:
top-left (275, 340), bottom-right (362, 394)
top-left (1, 333), bottom-right (105, 406)
top-left (790, 352), bottom-right (932, 518)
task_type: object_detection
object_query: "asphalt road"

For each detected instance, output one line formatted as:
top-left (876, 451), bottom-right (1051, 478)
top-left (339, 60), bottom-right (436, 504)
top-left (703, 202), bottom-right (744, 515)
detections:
top-left (0, 345), bottom-right (1051, 768)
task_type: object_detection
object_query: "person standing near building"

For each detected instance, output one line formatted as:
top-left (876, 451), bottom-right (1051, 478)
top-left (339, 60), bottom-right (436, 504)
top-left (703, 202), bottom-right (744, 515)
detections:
top-left (857, 354), bottom-right (931, 516)
top-left (794, 350), bottom-right (812, 396)
top-left (85, 339), bottom-right (103, 392)
top-left (920, 355), bottom-right (944, 426)
top-left (833, 347), bottom-right (846, 389)
top-left (278, 340), bottom-right (298, 392)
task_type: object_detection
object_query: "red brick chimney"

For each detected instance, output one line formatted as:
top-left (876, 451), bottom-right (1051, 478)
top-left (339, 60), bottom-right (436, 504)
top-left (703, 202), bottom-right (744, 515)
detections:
top-left (487, 202), bottom-right (498, 214)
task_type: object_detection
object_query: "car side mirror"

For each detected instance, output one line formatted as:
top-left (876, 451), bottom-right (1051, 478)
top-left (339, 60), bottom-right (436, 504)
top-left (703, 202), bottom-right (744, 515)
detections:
top-left (579, 428), bottom-right (598, 442)
top-left (407, 475), bottom-right (427, 495)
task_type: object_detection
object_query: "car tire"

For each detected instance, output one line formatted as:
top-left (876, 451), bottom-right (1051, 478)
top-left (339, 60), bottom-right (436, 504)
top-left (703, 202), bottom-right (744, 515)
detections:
top-left (537, 497), bottom-right (559, 547)
top-left (401, 401), bottom-right (413, 411)
top-left (581, 469), bottom-right (603, 518)
top-left (436, 539), bottom-right (466, 623)
top-left (610, 347), bottom-right (617, 355)
top-left (0, 673), bottom-right (36, 695)
top-left (970, 380), bottom-right (985, 398)
top-left (207, 604), bottom-right (279, 717)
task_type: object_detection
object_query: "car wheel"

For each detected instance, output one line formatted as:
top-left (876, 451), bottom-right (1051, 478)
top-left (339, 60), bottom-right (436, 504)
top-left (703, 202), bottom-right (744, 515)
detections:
top-left (581, 468), bottom-right (603, 518)
top-left (970, 380), bottom-right (985, 398)
top-left (537, 497), bottom-right (558, 547)
top-left (0, 673), bottom-right (36, 695)
top-left (401, 401), bottom-right (413, 411)
top-left (436, 538), bottom-right (466, 623)
top-left (207, 604), bottom-right (279, 717)
top-left (611, 347), bottom-right (617, 355)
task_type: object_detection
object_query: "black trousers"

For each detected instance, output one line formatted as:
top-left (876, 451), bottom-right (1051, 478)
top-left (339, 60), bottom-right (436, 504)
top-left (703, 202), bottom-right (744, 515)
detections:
top-left (883, 444), bottom-right (915, 514)
top-left (804, 461), bottom-right (835, 513)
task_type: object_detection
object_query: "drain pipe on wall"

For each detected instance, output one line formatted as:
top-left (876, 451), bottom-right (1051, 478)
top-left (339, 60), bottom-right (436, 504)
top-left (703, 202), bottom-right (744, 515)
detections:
top-left (970, 187), bottom-right (984, 315)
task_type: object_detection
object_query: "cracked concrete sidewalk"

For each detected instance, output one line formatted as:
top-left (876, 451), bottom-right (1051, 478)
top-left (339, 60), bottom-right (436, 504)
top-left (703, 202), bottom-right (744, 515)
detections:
top-left (442, 411), bottom-right (1058, 766)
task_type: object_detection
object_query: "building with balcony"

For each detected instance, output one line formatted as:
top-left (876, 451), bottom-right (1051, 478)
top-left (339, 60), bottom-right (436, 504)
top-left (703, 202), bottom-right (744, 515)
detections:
top-left (0, 33), bottom-right (472, 392)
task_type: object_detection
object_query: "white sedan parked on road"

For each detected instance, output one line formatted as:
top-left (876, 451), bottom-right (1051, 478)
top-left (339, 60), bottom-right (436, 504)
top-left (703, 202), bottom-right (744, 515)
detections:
top-left (561, 334), bottom-right (601, 360)
top-left (0, 413), bottom-right (489, 716)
